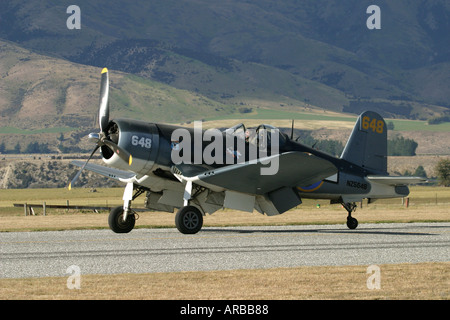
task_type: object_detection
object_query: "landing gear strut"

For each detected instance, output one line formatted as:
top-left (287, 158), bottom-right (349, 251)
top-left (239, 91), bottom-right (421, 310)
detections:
top-left (109, 183), bottom-right (147, 234)
top-left (342, 202), bottom-right (358, 229)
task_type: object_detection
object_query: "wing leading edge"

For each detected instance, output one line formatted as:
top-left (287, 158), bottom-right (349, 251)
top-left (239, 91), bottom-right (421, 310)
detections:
top-left (71, 160), bottom-right (135, 181)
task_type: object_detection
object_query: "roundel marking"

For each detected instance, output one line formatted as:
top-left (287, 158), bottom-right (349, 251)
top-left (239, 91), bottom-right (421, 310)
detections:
top-left (297, 181), bottom-right (324, 192)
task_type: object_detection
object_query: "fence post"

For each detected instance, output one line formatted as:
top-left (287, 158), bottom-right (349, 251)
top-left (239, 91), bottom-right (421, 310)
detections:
top-left (24, 203), bottom-right (27, 216)
top-left (43, 202), bottom-right (46, 216)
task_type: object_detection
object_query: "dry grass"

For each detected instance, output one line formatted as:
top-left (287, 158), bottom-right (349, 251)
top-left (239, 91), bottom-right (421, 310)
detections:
top-left (0, 186), bottom-right (449, 232)
top-left (0, 203), bottom-right (449, 232)
top-left (0, 187), bottom-right (448, 300)
top-left (0, 263), bottom-right (448, 300)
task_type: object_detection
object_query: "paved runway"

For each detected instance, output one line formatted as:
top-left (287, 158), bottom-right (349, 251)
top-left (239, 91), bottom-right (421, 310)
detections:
top-left (1, 222), bottom-right (449, 278)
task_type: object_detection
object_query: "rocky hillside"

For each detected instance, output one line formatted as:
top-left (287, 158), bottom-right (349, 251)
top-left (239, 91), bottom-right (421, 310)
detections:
top-left (0, 154), bottom-right (444, 189)
top-left (0, 157), bottom-right (118, 189)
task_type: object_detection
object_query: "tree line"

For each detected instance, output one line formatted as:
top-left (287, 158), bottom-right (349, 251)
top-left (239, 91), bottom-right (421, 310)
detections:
top-left (0, 141), bottom-right (53, 154)
top-left (387, 136), bottom-right (418, 156)
top-left (398, 160), bottom-right (450, 187)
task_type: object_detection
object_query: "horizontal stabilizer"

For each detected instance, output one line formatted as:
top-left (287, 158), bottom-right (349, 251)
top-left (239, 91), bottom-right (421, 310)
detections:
top-left (367, 175), bottom-right (427, 186)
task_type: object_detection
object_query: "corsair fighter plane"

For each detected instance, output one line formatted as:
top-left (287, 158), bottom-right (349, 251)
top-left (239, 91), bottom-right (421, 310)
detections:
top-left (69, 68), bottom-right (425, 234)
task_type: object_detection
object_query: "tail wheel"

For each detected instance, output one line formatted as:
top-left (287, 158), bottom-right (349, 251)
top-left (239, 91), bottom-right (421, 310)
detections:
top-left (346, 217), bottom-right (358, 229)
top-left (342, 202), bottom-right (359, 230)
top-left (175, 206), bottom-right (203, 234)
top-left (108, 206), bottom-right (135, 233)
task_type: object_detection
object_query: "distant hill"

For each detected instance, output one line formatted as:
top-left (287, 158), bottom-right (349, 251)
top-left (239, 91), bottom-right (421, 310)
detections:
top-left (0, 0), bottom-right (449, 134)
top-left (0, 40), bottom-right (236, 130)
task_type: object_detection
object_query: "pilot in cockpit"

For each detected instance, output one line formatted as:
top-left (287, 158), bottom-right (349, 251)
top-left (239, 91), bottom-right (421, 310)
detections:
top-left (245, 128), bottom-right (257, 145)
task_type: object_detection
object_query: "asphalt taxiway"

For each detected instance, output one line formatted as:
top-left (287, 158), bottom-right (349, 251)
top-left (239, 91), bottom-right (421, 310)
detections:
top-left (0, 222), bottom-right (449, 278)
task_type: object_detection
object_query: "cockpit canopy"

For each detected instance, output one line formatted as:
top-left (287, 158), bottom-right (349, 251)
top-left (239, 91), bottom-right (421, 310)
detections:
top-left (223, 123), bottom-right (288, 148)
top-left (223, 123), bottom-right (246, 139)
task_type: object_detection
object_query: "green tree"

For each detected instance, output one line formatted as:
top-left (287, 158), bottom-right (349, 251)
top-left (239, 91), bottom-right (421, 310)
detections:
top-left (13, 142), bottom-right (21, 154)
top-left (388, 136), bottom-right (418, 156)
top-left (24, 142), bottom-right (51, 154)
top-left (414, 165), bottom-right (427, 178)
top-left (315, 139), bottom-right (344, 157)
top-left (435, 159), bottom-right (450, 187)
top-left (387, 121), bottom-right (395, 130)
top-left (25, 142), bottom-right (39, 153)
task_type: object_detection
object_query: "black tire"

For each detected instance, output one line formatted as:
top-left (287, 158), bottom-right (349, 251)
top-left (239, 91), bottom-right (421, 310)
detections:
top-left (175, 206), bottom-right (203, 234)
top-left (108, 206), bottom-right (135, 233)
top-left (346, 217), bottom-right (358, 230)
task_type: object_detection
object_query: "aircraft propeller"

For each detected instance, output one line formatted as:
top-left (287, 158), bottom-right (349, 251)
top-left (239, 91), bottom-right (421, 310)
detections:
top-left (68, 68), bottom-right (132, 190)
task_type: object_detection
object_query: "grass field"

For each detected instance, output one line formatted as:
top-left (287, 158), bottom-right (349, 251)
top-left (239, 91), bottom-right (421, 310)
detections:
top-left (206, 109), bottom-right (450, 132)
top-left (0, 263), bottom-right (448, 300)
top-left (2, 109), bottom-right (450, 135)
top-left (0, 186), bottom-right (449, 232)
top-left (0, 186), bottom-right (448, 300)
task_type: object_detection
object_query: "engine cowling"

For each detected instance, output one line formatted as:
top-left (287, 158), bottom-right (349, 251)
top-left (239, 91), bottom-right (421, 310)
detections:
top-left (101, 119), bottom-right (160, 176)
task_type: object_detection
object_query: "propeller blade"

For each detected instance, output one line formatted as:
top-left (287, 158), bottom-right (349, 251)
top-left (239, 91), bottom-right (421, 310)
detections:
top-left (102, 139), bottom-right (133, 166)
top-left (98, 68), bottom-right (110, 133)
top-left (68, 145), bottom-right (100, 190)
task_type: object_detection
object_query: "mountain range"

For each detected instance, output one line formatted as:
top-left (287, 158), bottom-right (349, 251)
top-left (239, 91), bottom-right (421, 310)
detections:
top-left (0, 0), bottom-right (449, 136)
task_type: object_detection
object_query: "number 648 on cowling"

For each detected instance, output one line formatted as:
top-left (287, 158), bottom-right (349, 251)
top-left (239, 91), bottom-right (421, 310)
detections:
top-left (131, 135), bottom-right (152, 149)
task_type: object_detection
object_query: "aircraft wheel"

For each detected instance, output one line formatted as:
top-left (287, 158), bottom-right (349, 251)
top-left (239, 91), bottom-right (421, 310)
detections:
top-left (346, 217), bottom-right (358, 229)
top-left (108, 206), bottom-right (135, 233)
top-left (175, 206), bottom-right (203, 234)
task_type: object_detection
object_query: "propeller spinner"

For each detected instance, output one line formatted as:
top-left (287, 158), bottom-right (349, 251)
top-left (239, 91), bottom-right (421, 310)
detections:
top-left (68, 68), bottom-right (132, 190)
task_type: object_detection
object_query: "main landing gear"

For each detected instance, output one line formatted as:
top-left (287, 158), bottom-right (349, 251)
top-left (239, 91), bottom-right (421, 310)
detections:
top-left (342, 202), bottom-right (358, 229)
top-left (108, 203), bottom-right (204, 234)
top-left (108, 206), bottom-right (136, 233)
top-left (175, 205), bottom-right (203, 234)
top-left (108, 182), bottom-right (205, 235)
top-left (174, 180), bottom-right (204, 234)
top-left (108, 182), bottom-right (144, 234)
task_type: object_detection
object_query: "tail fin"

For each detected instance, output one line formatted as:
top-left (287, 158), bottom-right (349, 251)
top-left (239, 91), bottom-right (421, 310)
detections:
top-left (340, 111), bottom-right (387, 174)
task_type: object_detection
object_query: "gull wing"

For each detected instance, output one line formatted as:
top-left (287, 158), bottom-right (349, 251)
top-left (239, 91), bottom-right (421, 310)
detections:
top-left (174, 151), bottom-right (337, 195)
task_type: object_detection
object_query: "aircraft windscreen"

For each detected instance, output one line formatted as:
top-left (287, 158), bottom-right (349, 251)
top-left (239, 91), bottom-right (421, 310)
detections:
top-left (224, 123), bottom-right (287, 148)
top-left (223, 123), bottom-right (246, 139)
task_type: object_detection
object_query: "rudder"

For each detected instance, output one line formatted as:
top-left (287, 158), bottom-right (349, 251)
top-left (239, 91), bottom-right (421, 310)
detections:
top-left (340, 111), bottom-right (387, 174)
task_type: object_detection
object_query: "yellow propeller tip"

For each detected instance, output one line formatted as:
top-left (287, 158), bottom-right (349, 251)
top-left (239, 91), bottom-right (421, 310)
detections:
top-left (101, 67), bottom-right (108, 74)
top-left (129, 155), bottom-right (133, 166)
top-left (68, 183), bottom-right (72, 191)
